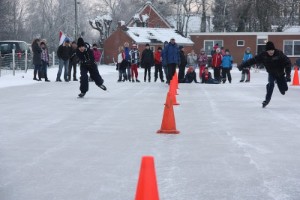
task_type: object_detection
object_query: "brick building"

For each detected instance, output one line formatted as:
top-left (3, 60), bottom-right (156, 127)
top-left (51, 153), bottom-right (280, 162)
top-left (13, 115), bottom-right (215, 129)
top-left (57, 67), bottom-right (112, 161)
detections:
top-left (103, 1), bottom-right (193, 64)
top-left (190, 32), bottom-right (300, 64)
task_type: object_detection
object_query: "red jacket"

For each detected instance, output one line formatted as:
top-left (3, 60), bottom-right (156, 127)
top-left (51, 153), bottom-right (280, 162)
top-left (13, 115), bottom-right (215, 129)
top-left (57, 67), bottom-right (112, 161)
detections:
top-left (93, 48), bottom-right (101, 62)
top-left (154, 51), bottom-right (162, 64)
top-left (211, 53), bottom-right (222, 68)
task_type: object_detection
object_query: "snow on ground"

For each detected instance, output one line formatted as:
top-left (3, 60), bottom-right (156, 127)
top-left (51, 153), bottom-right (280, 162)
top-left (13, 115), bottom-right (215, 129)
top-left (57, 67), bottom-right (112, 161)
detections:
top-left (1, 65), bottom-right (300, 200)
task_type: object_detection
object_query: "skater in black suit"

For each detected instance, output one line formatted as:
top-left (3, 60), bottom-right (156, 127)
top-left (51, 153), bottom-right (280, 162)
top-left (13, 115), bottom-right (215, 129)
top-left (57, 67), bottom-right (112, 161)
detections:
top-left (238, 41), bottom-right (291, 108)
top-left (76, 37), bottom-right (107, 98)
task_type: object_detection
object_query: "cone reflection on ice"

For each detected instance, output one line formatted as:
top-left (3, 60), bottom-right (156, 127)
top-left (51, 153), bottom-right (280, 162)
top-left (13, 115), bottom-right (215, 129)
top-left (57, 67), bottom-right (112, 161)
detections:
top-left (292, 67), bottom-right (299, 86)
top-left (158, 92), bottom-right (180, 134)
top-left (135, 156), bottom-right (159, 200)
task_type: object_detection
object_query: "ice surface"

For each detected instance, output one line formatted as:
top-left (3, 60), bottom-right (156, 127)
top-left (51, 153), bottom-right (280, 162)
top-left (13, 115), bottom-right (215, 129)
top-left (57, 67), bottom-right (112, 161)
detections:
top-left (0, 66), bottom-right (300, 200)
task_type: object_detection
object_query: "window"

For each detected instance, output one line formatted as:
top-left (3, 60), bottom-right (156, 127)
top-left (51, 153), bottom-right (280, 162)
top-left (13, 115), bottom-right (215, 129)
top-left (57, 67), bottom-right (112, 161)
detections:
top-left (204, 40), bottom-right (223, 56)
top-left (237, 40), bottom-right (245, 46)
top-left (284, 40), bottom-right (300, 56)
top-left (150, 46), bottom-right (155, 52)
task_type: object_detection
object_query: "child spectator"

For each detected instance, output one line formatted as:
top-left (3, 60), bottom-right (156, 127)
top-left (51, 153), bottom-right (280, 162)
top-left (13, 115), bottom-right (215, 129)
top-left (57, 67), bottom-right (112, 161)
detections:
top-left (211, 48), bottom-right (223, 82)
top-left (198, 48), bottom-right (208, 80)
top-left (154, 46), bottom-right (164, 82)
top-left (221, 49), bottom-right (233, 83)
top-left (240, 47), bottom-right (253, 82)
top-left (117, 46), bottom-right (127, 82)
top-left (201, 67), bottom-right (220, 84)
top-left (130, 44), bottom-right (140, 82)
top-left (183, 66), bottom-right (198, 83)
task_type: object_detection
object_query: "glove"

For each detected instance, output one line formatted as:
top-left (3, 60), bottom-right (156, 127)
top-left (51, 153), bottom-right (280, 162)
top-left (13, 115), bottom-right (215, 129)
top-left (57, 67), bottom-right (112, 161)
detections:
top-left (237, 65), bottom-right (243, 71)
top-left (286, 75), bottom-right (291, 82)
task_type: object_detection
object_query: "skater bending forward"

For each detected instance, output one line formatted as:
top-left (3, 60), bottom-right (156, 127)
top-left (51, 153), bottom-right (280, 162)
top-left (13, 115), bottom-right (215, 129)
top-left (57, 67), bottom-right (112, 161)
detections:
top-left (238, 41), bottom-right (291, 108)
top-left (76, 37), bottom-right (107, 98)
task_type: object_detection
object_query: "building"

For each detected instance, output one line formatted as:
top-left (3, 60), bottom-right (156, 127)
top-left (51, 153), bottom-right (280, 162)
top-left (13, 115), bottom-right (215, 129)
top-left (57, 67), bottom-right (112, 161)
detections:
top-left (190, 32), bottom-right (300, 64)
top-left (103, 1), bottom-right (193, 64)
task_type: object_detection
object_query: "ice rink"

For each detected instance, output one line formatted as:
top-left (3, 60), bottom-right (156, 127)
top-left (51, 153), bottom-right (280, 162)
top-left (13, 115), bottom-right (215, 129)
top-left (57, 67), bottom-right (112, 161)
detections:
top-left (1, 66), bottom-right (300, 200)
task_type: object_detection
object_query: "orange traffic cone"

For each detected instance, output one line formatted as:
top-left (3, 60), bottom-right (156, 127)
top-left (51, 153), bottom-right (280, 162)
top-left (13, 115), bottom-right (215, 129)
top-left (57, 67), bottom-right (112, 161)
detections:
top-left (135, 156), bottom-right (159, 200)
top-left (173, 71), bottom-right (179, 89)
top-left (158, 92), bottom-right (180, 134)
top-left (292, 67), bottom-right (300, 86)
top-left (169, 78), bottom-right (178, 96)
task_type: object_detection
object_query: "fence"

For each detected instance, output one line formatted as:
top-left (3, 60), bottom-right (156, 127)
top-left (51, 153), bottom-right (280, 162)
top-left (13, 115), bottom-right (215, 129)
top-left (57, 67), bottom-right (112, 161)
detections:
top-left (0, 50), bottom-right (57, 77)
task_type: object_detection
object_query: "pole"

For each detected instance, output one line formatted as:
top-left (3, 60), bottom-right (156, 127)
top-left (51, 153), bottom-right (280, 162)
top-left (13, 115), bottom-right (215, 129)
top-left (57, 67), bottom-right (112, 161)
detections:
top-left (25, 50), bottom-right (28, 73)
top-left (52, 51), bottom-right (55, 67)
top-left (12, 49), bottom-right (15, 76)
top-left (75, 0), bottom-right (78, 40)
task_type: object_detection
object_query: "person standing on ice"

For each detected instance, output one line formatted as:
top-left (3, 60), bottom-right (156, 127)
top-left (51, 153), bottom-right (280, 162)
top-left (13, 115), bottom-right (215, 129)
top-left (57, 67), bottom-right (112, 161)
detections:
top-left (40, 41), bottom-right (50, 82)
top-left (141, 43), bottom-right (154, 82)
top-left (130, 44), bottom-right (141, 82)
top-left (69, 41), bottom-right (79, 81)
top-left (154, 46), bottom-right (164, 82)
top-left (198, 48), bottom-right (208, 80)
top-left (211, 47), bottom-right (223, 82)
top-left (238, 41), bottom-right (291, 108)
top-left (56, 38), bottom-right (71, 82)
top-left (178, 46), bottom-right (187, 83)
top-left (32, 38), bottom-right (42, 81)
top-left (221, 49), bottom-right (233, 83)
top-left (124, 42), bottom-right (132, 82)
top-left (163, 38), bottom-right (180, 84)
top-left (76, 37), bottom-right (107, 98)
top-left (240, 47), bottom-right (253, 82)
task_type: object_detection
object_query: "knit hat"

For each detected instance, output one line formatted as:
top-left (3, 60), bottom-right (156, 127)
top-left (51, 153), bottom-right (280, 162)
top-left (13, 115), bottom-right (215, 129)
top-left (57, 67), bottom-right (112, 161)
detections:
top-left (157, 46), bottom-right (162, 50)
top-left (145, 43), bottom-right (150, 47)
top-left (77, 37), bottom-right (85, 47)
top-left (179, 46), bottom-right (184, 50)
top-left (64, 38), bottom-right (70, 43)
top-left (265, 41), bottom-right (275, 51)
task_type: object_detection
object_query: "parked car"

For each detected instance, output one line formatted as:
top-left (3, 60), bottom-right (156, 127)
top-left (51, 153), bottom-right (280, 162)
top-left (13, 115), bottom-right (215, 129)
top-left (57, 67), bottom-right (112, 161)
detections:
top-left (0, 41), bottom-right (32, 70)
top-left (0, 40), bottom-right (31, 55)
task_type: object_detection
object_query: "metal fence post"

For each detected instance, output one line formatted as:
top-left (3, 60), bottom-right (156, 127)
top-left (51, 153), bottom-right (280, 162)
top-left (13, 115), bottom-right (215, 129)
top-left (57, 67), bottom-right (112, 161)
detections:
top-left (52, 51), bottom-right (55, 67)
top-left (12, 49), bottom-right (15, 76)
top-left (25, 50), bottom-right (28, 73)
top-left (0, 51), bottom-right (2, 77)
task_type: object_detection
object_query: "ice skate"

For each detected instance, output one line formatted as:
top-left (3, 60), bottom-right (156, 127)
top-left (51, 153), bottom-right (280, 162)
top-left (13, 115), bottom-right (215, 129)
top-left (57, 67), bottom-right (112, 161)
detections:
top-left (262, 100), bottom-right (269, 108)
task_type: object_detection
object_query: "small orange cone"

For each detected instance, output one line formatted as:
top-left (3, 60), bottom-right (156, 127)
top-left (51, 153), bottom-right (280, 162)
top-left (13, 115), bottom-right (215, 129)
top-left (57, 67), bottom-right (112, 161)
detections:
top-left (292, 67), bottom-right (300, 86)
top-left (158, 92), bottom-right (180, 134)
top-left (135, 156), bottom-right (159, 200)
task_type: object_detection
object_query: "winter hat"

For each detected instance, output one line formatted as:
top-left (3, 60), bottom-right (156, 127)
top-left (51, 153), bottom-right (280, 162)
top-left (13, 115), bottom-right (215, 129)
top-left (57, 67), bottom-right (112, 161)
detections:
top-left (179, 46), bottom-right (184, 50)
top-left (265, 41), bottom-right (275, 51)
top-left (225, 49), bottom-right (230, 52)
top-left (157, 46), bottom-right (162, 50)
top-left (145, 43), bottom-right (150, 47)
top-left (64, 37), bottom-right (70, 43)
top-left (200, 48), bottom-right (205, 52)
top-left (77, 37), bottom-right (85, 47)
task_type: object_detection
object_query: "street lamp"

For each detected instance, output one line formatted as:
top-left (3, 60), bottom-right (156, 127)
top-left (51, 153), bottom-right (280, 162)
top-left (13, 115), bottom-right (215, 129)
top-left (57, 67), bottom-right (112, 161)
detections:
top-left (75, 0), bottom-right (80, 40)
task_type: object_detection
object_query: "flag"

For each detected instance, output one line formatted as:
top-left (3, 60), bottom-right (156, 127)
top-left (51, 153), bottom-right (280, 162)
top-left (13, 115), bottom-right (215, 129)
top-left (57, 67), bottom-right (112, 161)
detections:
top-left (59, 31), bottom-right (66, 45)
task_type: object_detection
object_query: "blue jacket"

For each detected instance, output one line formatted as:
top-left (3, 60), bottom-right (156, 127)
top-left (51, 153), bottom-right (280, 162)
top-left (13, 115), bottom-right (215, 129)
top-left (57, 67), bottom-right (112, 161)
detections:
top-left (242, 52), bottom-right (253, 62)
top-left (124, 47), bottom-right (131, 61)
top-left (221, 55), bottom-right (233, 68)
top-left (163, 42), bottom-right (180, 65)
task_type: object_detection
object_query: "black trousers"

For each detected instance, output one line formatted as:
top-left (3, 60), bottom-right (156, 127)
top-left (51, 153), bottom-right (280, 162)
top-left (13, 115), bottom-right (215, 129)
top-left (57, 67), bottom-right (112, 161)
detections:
top-left (154, 64), bottom-right (164, 81)
top-left (178, 64), bottom-right (185, 82)
top-left (80, 64), bottom-right (104, 93)
top-left (144, 66), bottom-right (151, 81)
top-left (222, 68), bottom-right (232, 82)
top-left (213, 67), bottom-right (221, 81)
top-left (167, 63), bottom-right (177, 83)
top-left (265, 74), bottom-right (288, 102)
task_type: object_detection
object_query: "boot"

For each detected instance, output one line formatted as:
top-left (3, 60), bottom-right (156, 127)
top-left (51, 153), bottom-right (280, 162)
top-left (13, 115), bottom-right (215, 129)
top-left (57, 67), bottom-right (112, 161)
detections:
top-left (78, 92), bottom-right (86, 98)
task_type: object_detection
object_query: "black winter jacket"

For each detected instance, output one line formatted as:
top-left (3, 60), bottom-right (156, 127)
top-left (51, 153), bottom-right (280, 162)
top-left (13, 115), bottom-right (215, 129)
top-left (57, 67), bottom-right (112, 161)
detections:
top-left (179, 50), bottom-right (187, 68)
top-left (32, 42), bottom-right (42, 65)
top-left (57, 45), bottom-right (71, 61)
top-left (141, 49), bottom-right (154, 67)
top-left (239, 49), bottom-right (291, 77)
top-left (76, 48), bottom-right (96, 68)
